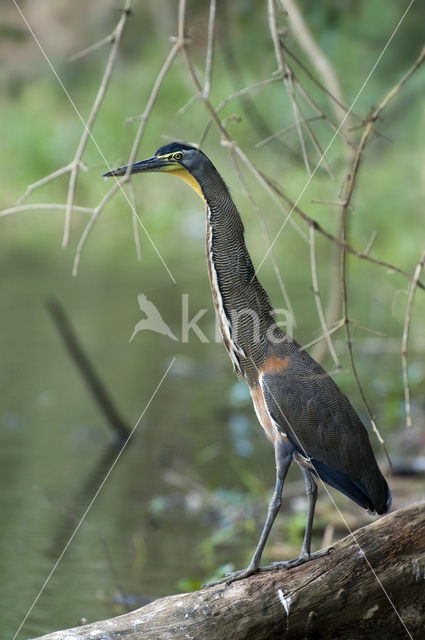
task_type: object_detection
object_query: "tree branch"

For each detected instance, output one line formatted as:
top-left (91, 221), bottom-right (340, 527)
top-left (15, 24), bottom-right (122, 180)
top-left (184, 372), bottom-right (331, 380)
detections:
top-left (32, 501), bottom-right (425, 640)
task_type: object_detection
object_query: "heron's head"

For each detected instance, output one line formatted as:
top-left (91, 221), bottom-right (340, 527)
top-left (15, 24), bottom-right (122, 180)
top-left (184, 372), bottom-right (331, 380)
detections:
top-left (103, 142), bottom-right (208, 200)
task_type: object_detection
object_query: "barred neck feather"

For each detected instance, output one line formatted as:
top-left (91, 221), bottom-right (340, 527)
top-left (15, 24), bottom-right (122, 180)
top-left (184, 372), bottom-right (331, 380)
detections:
top-left (196, 161), bottom-right (277, 383)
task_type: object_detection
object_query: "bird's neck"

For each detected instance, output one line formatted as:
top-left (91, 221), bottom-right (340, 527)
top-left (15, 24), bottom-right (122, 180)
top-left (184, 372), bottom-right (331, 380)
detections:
top-left (197, 167), bottom-right (276, 382)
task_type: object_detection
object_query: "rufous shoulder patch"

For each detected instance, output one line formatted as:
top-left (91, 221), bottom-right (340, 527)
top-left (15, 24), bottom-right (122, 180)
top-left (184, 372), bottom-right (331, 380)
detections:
top-left (261, 355), bottom-right (290, 374)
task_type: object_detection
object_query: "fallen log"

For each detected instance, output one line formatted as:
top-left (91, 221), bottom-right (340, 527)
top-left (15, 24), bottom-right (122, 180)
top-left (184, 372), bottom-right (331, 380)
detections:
top-left (32, 501), bottom-right (425, 640)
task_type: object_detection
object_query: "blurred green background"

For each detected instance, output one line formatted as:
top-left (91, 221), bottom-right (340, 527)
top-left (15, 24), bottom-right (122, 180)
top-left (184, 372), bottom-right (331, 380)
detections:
top-left (1, 1), bottom-right (424, 637)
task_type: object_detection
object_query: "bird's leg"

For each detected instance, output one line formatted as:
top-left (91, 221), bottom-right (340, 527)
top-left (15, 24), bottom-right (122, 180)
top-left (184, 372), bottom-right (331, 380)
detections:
top-left (203, 437), bottom-right (293, 587)
top-left (260, 463), bottom-right (330, 572)
top-left (299, 464), bottom-right (317, 558)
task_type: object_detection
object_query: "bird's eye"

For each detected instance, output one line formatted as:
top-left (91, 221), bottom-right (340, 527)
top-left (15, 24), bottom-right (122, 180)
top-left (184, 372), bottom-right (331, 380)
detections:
top-left (173, 152), bottom-right (184, 161)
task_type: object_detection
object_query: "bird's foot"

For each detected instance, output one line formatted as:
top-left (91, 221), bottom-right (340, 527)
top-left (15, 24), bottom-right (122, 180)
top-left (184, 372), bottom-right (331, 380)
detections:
top-left (202, 565), bottom-right (258, 588)
top-left (259, 547), bottom-right (332, 572)
top-left (202, 548), bottom-right (333, 587)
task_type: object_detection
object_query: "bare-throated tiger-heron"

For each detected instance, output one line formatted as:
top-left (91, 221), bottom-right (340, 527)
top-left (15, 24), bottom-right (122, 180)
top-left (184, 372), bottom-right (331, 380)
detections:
top-left (104, 143), bottom-right (391, 585)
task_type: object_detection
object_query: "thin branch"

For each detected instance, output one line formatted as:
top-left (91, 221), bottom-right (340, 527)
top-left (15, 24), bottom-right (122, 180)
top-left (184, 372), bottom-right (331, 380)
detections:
top-left (311, 199), bottom-right (351, 208)
top-left (0, 203), bottom-right (93, 218)
top-left (279, 0), bottom-right (359, 365)
top-left (230, 143), bottom-right (309, 243)
top-left (341, 44), bottom-right (425, 226)
top-left (293, 77), bottom-right (354, 148)
top-left (235, 160), bottom-right (425, 291)
top-left (180, 28), bottom-right (314, 257)
top-left (282, 0), bottom-right (354, 143)
top-left (309, 225), bottom-right (341, 369)
top-left (278, 39), bottom-right (363, 126)
top-left (73, 181), bottom-right (122, 275)
top-left (301, 318), bottom-right (345, 351)
top-left (124, 40), bottom-right (182, 172)
top-left (267, 0), bottom-right (311, 176)
top-left (401, 249), bottom-right (425, 428)
top-left (67, 34), bottom-right (115, 63)
top-left (128, 181), bottom-right (143, 261)
top-left (363, 230), bottom-right (377, 257)
top-left (256, 115), bottom-right (324, 148)
top-left (199, 75), bottom-right (282, 147)
top-left (229, 149), bottom-right (297, 327)
top-left (203, 0), bottom-right (216, 98)
top-left (14, 163), bottom-right (73, 206)
top-left (269, 0), bottom-right (337, 179)
top-left (72, 24), bottom-right (184, 273)
top-left (336, 46), bottom-right (425, 463)
top-left (349, 319), bottom-right (387, 337)
top-left (11, 4), bottom-right (133, 248)
top-left (339, 235), bottom-right (392, 463)
top-left (62, 0), bottom-right (133, 248)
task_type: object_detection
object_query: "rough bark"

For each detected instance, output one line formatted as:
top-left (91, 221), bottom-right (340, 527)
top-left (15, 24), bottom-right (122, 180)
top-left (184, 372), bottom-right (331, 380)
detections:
top-left (32, 501), bottom-right (425, 640)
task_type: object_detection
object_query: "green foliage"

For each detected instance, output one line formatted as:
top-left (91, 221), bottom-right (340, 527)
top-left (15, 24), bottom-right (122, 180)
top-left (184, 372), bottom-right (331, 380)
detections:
top-left (1, 2), bottom-right (424, 637)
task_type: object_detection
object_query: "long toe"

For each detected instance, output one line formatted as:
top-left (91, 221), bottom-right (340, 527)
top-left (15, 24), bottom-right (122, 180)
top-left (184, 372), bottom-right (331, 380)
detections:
top-left (202, 566), bottom-right (258, 588)
top-left (259, 547), bottom-right (332, 572)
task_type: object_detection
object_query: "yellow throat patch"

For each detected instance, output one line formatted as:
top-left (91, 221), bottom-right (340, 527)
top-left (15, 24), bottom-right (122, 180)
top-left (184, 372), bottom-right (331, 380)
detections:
top-left (167, 167), bottom-right (205, 202)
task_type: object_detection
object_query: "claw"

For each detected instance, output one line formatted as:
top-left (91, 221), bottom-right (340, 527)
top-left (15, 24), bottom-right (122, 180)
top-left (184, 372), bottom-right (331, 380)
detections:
top-left (202, 548), bottom-right (333, 587)
top-left (202, 566), bottom-right (258, 588)
top-left (259, 547), bottom-right (332, 572)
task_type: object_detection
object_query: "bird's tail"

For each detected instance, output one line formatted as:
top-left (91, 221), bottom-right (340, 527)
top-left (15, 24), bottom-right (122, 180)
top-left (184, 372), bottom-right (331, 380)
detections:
top-left (310, 458), bottom-right (391, 515)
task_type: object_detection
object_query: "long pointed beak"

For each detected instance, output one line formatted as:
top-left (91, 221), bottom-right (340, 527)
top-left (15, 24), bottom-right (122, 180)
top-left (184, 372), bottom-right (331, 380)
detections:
top-left (103, 156), bottom-right (176, 178)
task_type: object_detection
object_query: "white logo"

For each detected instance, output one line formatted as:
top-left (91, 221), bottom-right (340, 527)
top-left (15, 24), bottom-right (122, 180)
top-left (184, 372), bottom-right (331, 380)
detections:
top-left (130, 293), bottom-right (293, 344)
top-left (130, 294), bottom-right (178, 342)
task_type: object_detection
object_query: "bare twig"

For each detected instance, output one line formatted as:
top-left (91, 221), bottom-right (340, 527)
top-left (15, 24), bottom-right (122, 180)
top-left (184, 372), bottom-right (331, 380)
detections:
top-left (229, 149), bottom-right (297, 327)
top-left (269, 0), bottom-right (337, 179)
top-left (339, 240), bottom-right (391, 462)
top-left (267, 0), bottom-right (311, 176)
top-left (0, 203), bottom-right (93, 217)
top-left (73, 181), bottom-right (122, 275)
top-left (256, 115), bottom-right (323, 148)
top-left (282, 0), bottom-right (354, 142)
top-left (337, 45), bottom-right (425, 462)
top-left (230, 143), bottom-right (309, 243)
top-left (15, 164), bottom-right (73, 206)
top-left (363, 230), bottom-right (377, 257)
top-left (203, 0), bottom-right (216, 99)
top-left (237, 161), bottom-right (425, 291)
top-left (341, 44), bottom-right (425, 229)
top-left (73, 24), bottom-right (184, 273)
top-left (311, 199), bottom-right (352, 208)
top-left (401, 249), bottom-right (425, 428)
top-left (128, 181), bottom-right (143, 261)
top-left (62, 1), bottom-right (133, 248)
top-left (293, 77), bottom-right (354, 149)
top-left (199, 75), bottom-right (282, 147)
top-left (309, 225), bottom-right (341, 369)
top-left (67, 34), bottom-right (116, 63)
top-left (280, 0), bottom-right (360, 366)
top-left (12, 3), bottom-right (133, 251)
top-left (278, 40), bottom-right (363, 126)
top-left (4, 2), bottom-right (424, 460)
top-left (301, 319), bottom-right (345, 351)
top-left (349, 319), bottom-right (387, 337)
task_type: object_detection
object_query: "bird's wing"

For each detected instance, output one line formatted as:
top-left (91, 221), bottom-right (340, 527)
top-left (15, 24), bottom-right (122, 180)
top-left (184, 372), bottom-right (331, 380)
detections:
top-left (260, 345), bottom-right (389, 513)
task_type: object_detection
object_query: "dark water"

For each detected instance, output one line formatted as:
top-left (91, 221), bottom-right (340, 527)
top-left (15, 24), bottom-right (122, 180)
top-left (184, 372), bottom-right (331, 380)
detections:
top-left (1, 225), bottom-right (417, 639)
top-left (1, 241), bottom-right (281, 639)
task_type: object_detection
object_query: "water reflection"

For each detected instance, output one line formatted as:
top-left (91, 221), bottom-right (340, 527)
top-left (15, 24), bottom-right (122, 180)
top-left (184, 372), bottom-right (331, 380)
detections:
top-left (1, 242), bottom-right (413, 639)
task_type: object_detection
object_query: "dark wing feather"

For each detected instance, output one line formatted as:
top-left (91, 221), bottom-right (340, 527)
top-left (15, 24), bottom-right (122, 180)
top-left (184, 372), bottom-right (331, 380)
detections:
top-left (261, 342), bottom-right (391, 514)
